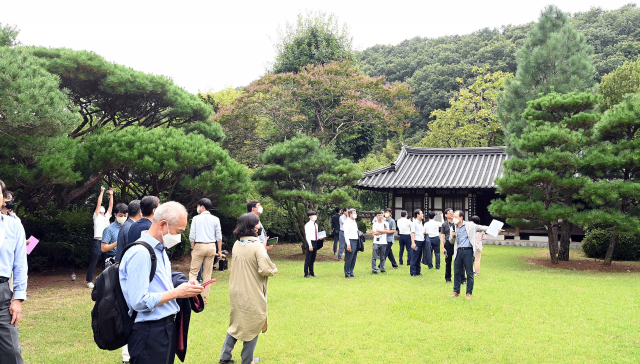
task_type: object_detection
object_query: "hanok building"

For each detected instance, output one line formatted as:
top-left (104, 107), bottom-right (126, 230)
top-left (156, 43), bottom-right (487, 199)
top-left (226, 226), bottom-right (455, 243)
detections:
top-left (357, 146), bottom-right (509, 222)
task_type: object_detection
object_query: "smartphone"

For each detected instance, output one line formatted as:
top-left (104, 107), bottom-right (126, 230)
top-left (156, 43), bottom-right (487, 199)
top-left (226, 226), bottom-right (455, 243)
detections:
top-left (267, 237), bottom-right (278, 246)
top-left (201, 279), bottom-right (216, 287)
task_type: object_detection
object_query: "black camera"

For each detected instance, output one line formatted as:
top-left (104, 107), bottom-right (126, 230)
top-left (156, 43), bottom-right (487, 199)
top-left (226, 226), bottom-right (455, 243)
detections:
top-left (4, 200), bottom-right (15, 210)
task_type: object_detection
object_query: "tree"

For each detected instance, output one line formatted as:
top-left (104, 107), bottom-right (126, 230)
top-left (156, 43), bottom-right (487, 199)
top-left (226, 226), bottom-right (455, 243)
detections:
top-left (214, 61), bottom-right (417, 167)
top-left (489, 91), bottom-right (599, 264)
top-left (197, 87), bottom-right (242, 114)
top-left (599, 58), bottom-right (640, 110)
top-left (252, 135), bottom-right (362, 244)
top-left (0, 23), bottom-right (20, 47)
top-left (498, 5), bottom-right (596, 151)
top-left (417, 68), bottom-right (512, 148)
top-left (575, 93), bottom-right (640, 265)
top-left (272, 11), bottom-right (354, 74)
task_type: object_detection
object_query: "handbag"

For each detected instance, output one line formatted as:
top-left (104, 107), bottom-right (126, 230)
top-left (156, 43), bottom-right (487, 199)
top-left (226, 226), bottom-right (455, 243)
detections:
top-left (357, 230), bottom-right (365, 252)
top-left (218, 259), bottom-right (228, 271)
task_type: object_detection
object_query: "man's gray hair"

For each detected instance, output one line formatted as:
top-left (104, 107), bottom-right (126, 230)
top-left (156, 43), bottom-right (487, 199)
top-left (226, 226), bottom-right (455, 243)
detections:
top-left (153, 201), bottom-right (187, 225)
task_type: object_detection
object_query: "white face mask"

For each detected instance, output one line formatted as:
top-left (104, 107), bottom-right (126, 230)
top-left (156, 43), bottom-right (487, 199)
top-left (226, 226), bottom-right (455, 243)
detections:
top-left (257, 206), bottom-right (264, 214)
top-left (453, 218), bottom-right (460, 225)
top-left (162, 222), bottom-right (182, 249)
top-left (352, 213), bottom-right (357, 219)
top-left (115, 216), bottom-right (127, 225)
top-left (311, 216), bottom-right (317, 222)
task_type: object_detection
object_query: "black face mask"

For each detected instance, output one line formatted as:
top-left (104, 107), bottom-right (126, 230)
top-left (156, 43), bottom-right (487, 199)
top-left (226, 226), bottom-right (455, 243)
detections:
top-left (257, 227), bottom-right (263, 236)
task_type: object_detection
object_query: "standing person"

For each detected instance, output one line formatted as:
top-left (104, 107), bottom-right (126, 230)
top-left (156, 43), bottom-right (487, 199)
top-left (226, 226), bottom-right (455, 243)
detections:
top-left (396, 210), bottom-right (412, 265)
top-left (471, 215), bottom-right (485, 276)
top-left (115, 200), bottom-right (141, 263)
top-left (1, 191), bottom-right (20, 222)
top-left (440, 208), bottom-right (464, 283)
top-left (304, 211), bottom-right (322, 278)
top-left (450, 211), bottom-right (488, 299)
top-left (409, 209), bottom-right (426, 277)
top-left (220, 213), bottom-right (277, 364)
top-left (247, 200), bottom-right (268, 246)
top-left (337, 208), bottom-right (349, 262)
top-left (424, 212), bottom-right (443, 270)
top-left (343, 209), bottom-right (360, 278)
top-left (381, 208), bottom-right (399, 269)
top-left (86, 186), bottom-right (113, 289)
top-left (188, 198), bottom-right (222, 304)
top-left (100, 203), bottom-right (128, 268)
top-left (0, 180), bottom-right (27, 364)
top-left (330, 207), bottom-right (341, 257)
top-left (371, 211), bottom-right (390, 274)
top-left (120, 201), bottom-right (204, 364)
top-left (127, 196), bottom-right (160, 245)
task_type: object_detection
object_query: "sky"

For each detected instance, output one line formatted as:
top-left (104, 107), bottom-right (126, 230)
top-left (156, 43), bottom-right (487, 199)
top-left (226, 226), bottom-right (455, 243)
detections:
top-left (2, 0), bottom-right (635, 93)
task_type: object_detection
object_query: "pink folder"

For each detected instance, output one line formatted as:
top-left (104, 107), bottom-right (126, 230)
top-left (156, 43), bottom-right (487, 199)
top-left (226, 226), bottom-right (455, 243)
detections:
top-left (26, 236), bottom-right (39, 255)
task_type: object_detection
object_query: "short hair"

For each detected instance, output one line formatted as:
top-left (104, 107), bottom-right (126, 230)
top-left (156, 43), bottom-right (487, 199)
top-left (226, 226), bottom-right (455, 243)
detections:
top-left (307, 210), bottom-right (317, 217)
top-left (128, 200), bottom-right (141, 216)
top-left (348, 208), bottom-right (356, 217)
top-left (153, 201), bottom-right (187, 225)
top-left (343, 208), bottom-right (349, 214)
top-left (234, 212), bottom-right (260, 239)
top-left (384, 208), bottom-right (392, 213)
top-left (454, 210), bottom-right (465, 220)
top-left (413, 209), bottom-right (422, 218)
top-left (140, 196), bottom-right (160, 217)
top-left (246, 199), bottom-right (260, 212)
top-left (427, 211), bottom-right (436, 220)
top-left (198, 198), bottom-right (213, 210)
top-left (471, 215), bottom-right (481, 224)
top-left (376, 210), bottom-right (383, 215)
top-left (4, 190), bottom-right (12, 199)
top-left (114, 203), bottom-right (128, 214)
top-left (334, 207), bottom-right (341, 214)
top-left (444, 208), bottom-right (453, 215)
top-left (401, 210), bottom-right (407, 217)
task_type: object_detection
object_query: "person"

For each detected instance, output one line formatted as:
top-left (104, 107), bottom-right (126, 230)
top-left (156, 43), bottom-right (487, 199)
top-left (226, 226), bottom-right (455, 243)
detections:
top-left (1, 191), bottom-right (20, 223)
top-left (86, 186), bottom-right (114, 289)
top-left (100, 203), bottom-right (128, 268)
top-left (343, 208), bottom-right (360, 278)
top-left (128, 195), bottom-right (159, 245)
top-left (330, 207), bottom-right (341, 257)
top-left (371, 211), bottom-right (390, 274)
top-left (220, 213), bottom-right (277, 364)
top-left (396, 210), bottom-right (412, 265)
top-left (382, 208), bottom-right (398, 269)
top-left (115, 200), bottom-right (141, 263)
top-left (424, 211), bottom-right (442, 270)
top-left (120, 201), bottom-right (204, 364)
top-left (188, 198), bottom-right (222, 303)
top-left (247, 200), bottom-right (269, 246)
top-left (409, 209), bottom-right (426, 277)
top-left (0, 180), bottom-right (27, 364)
top-left (440, 208), bottom-right (464, 284)
top-left (450, 210), bottom-right (488, 299)
top-left (304, 211), bottom-right (322, 278)
top-left (471, 215), bottom-right (485, 276)
top-left (337, 207), bottom-right (349, 262)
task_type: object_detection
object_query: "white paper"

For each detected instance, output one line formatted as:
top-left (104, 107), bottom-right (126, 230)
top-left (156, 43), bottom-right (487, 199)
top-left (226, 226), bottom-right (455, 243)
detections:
top-left (486, 220), bottom-right (504, 237)
top-left (317, 231), bottom-right (326, 240)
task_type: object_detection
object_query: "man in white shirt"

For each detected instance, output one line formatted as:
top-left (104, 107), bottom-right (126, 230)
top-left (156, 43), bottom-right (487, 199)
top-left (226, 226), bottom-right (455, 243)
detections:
top-left (423, 211), bottom-right (443, 270)
top-left (409, 209), bottom-right (426, 277)
top-left (86, 186), bottom-right (113, 289)
top-left (372, 211), bottom-right (390, 274)
top-left (396, 210), bottom-right (413, 266)
top-left (343, 209), bottom-right (360, 278)
top-left (188, 198), bottom-right (222, 302)
top-left (304, 211), bottom-right (323, 278)
top-left (337, 208), bottom-right (349, 262)
top-left (247, 199), bottom-right (269, 247)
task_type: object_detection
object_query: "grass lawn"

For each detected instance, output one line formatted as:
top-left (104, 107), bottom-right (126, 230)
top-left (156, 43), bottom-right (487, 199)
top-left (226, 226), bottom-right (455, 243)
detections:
top-left (20, 243), bottom-right (640, 363)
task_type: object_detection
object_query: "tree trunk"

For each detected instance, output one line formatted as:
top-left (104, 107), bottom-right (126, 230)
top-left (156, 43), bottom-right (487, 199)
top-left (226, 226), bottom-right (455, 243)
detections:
top-left (558, 221), bottom-right (572, 261)
top-left (547, 223), bottom-right (559, 264)
top-left (603, 234), bottom-right (619, 265)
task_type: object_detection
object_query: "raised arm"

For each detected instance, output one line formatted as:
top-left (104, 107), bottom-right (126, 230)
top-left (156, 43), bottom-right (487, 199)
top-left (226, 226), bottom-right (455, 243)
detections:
top-left (107, 188), bottom-right (114, 216)
top-left (95, 186), bottom-right (105, 216)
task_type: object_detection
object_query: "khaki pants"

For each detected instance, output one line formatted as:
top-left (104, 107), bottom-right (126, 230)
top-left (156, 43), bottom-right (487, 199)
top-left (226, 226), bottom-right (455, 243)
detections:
top-left (190, 243), bottom-right (217, 297)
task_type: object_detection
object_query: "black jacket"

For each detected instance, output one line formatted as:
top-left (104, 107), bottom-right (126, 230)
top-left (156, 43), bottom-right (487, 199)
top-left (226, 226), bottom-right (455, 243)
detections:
top-left (171, 272), bottom-right (205, 362)
top-left (331, 214), bottom-right (341, 234)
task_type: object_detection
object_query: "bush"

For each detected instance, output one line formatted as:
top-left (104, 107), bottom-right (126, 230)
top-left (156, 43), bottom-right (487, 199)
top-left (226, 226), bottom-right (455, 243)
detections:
top-left (357, 219), bottom-right (368, 233)
top-left (582, 229), bottom-right (640, 261)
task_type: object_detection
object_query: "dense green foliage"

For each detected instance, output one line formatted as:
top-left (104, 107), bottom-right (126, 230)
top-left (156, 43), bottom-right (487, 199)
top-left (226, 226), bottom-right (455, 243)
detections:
top-left (582, 229), bottom-right (640, 261)
top-left (599, 58), bottom-right (640, 110)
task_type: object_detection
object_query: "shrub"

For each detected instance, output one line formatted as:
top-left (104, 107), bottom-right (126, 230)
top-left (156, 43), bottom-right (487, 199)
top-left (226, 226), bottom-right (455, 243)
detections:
top-left (357, 219), bottom-right (368, 233)
top-left (582, 229), bottom-right (640, 261)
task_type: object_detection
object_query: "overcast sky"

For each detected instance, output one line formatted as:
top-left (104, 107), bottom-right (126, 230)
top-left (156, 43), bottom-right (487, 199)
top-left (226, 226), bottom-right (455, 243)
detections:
top-left (2, 0), bottom-right (634, 93)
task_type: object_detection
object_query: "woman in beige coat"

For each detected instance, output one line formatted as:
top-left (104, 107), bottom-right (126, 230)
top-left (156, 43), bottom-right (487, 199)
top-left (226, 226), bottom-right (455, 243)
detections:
top-left (220, 213), bottom-right (278, 364)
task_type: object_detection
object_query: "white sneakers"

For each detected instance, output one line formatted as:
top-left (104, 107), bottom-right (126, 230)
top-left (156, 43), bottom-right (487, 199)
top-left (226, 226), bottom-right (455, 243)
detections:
top-left (86, 282), bottom-right (94, 289)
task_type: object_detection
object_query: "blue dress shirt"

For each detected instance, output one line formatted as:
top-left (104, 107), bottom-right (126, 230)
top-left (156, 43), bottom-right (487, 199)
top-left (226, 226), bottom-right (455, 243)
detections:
top-left (0, 215), bottom-right (27, 300)
top-left (119, 232), bottom-right (179, 323)
top-left (101, 221), bottom-right (122, 257)
top-left (127, 218), bottom-right (152, 246)
top-left (115, 218), bottom-right (134, 262)
top-left (386, 218), bottom-right (396, 243)
top-left (456, 222), bottom-right (472, 248)
top-left (339, 214), bottom-right (348, 231)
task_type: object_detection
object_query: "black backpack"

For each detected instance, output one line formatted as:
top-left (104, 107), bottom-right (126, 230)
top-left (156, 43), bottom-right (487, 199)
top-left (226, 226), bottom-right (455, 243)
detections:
top-left (91, 241), bottom-right (157, 350)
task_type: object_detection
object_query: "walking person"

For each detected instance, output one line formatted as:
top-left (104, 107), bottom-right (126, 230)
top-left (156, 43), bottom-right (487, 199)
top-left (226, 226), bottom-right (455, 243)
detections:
top-left (127, 196), bottom-right (160, 245)
top-left (188, 198), bottom-right (222, 304)
top-left (0, 180), bottom-right (27, 364)
top-left (119, 201), bottom-right (204, 364)
top-left (100, 203), bottom-right (128, 268)
top-left (304, 211), bottom-right (322, 278)
top-left (471, 215), bottom-right (486, 276)
top-left (450, 211), bottom-right (488, 299)
top-left (440, 208), bottom-right (465, 283)
top-left (337, 208), bottom-right (349, 262)
top-left (396, 210), bottom-right (412, 266)
top-left (331, 207), bottom-right (341, 257)
top-left (343, 209), bottom-right (360, 278)
top-left (371, 211), bottom-right (390, 274)
top-left (409, 209), bottom-right (426, 276)
top-left (86, 186), bottom-right (113, 289)
top-left (219, 213), bottom-right (278, 364)
top-left (424, 212), bottom-right (442, 270)
top-left (382, 208), bottom-right (399, 269)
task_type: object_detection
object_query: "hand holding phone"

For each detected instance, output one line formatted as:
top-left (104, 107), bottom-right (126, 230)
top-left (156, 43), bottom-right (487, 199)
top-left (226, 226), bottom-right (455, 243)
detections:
top-left (201, 279), bottom-right (216, 287)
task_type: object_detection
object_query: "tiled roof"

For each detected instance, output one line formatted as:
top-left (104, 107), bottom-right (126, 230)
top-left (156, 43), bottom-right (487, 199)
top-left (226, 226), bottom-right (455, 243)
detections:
top-left (357, 146), bottom-right (509, 189)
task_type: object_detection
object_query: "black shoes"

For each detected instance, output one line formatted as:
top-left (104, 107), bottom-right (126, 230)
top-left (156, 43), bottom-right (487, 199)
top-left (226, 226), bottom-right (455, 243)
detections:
top-left (310, 273), bottom-right (316, 277)
top-left (304, 275), bottom-right (310, 278)
top-left (446, 279), bottom-right (452, 283)
top-left (372, 270), bottom-right (378, 274)
top-left (380, 270), bottom-right (386, 273)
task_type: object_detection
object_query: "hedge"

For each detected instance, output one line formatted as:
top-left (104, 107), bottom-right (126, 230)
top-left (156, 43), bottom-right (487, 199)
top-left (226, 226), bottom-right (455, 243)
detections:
top-left (582, 229), bottom-right (640, 261)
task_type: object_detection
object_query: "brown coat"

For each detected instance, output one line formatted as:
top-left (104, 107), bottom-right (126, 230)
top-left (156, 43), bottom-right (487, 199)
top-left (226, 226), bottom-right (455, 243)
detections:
top-left (227, 236), bottom-right (277, 342)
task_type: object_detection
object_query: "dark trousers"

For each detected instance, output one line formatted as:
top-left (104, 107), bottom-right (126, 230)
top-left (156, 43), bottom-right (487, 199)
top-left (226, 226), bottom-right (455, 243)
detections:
top-left (426, 236), bottom-right (441, 269)
top-left (0, 282), bottom-right (22, 364)
top-left (128, 317), bottom-right (177, 364)
top-left (454, 249), bottom-right (475, 295)
top-left (333, 233), bottom-right (340, 254)
top-left (344, 239), bottom-right (358, 277)
top-left (444, 242), bottom-right (466, 282)
top-left (410, 240), bottom-right (425, 276)
top-left (383, 241), bottom-right (398, 267)
top-left (399, 234), bottom-right (412, 265)
top-left (304, 241), bottom-right (318, 276)
top-left (86, 239), bottom-right (105, 283)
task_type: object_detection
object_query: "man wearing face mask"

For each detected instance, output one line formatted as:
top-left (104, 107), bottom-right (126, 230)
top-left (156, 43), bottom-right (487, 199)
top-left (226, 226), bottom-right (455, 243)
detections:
top-left (1, 191), bottom-right (20, 223)
top-left (440, 208), bottom-right (464, 284)
top-left (450, 210), bottom-right (488, 299)
top-left (247, 200), bottom-right (269, 247)
top-left (343, 209), bottom-right (360, 278)
top-left (86, 186), bottom-right (114, 289)
top-left (189, 198), bottom-right (222, 301)
top-left (304, 211), bottom-right (323, 278)
top-left (100, 203), bottom-right (129, 268)
top-left (120, 201), bottom-right (204, 364)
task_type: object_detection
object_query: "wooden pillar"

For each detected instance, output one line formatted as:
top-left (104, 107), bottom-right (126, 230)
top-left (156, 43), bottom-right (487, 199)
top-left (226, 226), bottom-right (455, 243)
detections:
top-left (384, 192), bottom-right (390, 209)
top-left (424, 193), bottom-right (429, 212)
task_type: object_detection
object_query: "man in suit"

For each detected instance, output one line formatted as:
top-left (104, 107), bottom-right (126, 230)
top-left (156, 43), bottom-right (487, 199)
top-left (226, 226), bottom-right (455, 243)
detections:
top-left (450, 210), bottom-right (488, 299)
top-left (330, 207), bottom-right (341, 257)
top-left (304, 211), bottom-right (323, 278)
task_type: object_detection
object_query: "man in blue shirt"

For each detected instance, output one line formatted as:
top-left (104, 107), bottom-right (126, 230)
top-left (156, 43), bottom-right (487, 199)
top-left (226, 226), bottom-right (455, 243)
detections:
top-left (120, 201), bottom-right (203, 364)
top-left (0, 181), bottom-right (27, 364)
top-left (450, 210), bottom-right (488, 299)
top-left (128, 196), bottom-right (159, 246)
top-left (115, 200), bottom-right (141, 263)
top-left (101, 203), bottom-right (128, 267)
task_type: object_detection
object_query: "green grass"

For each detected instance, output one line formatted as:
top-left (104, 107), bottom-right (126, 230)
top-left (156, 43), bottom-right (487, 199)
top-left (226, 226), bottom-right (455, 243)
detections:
top-left (21, 243), bottom-right (640, 363)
